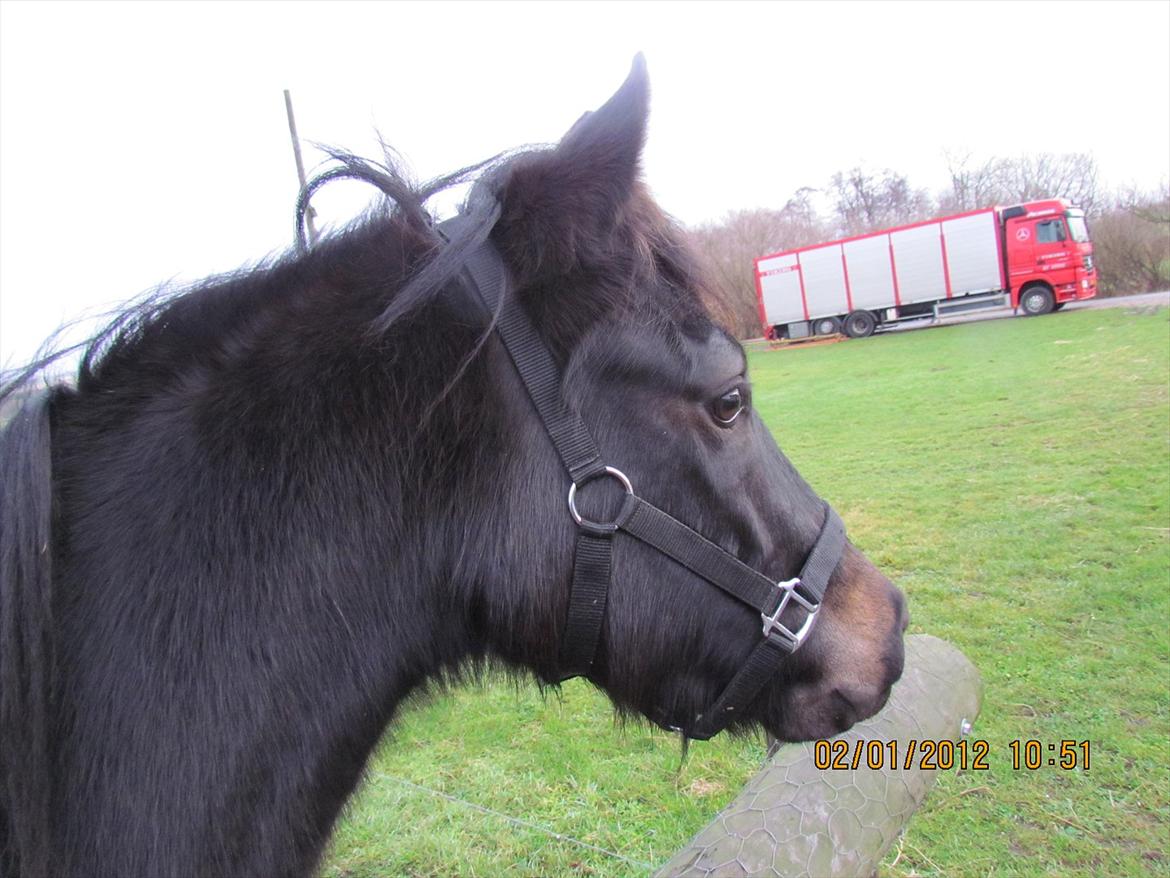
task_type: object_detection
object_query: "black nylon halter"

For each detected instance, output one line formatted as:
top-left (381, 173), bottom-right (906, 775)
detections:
top-left (440, 215), bottom-right (847, 741)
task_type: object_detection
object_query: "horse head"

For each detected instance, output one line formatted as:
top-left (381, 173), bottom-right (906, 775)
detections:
top-left (455, 56), bottom-right (908, 742)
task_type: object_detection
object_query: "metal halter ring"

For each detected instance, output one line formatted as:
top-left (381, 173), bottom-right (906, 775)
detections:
top-left (761, 577), bottom-right (820, 653)
top-left (568, 466), bottom-right (634, 529)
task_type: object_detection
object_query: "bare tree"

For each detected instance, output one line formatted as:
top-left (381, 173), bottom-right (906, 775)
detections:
top-left (828, 167), bottom-right (932, 236)
top-left (998, 153), bottom-right (1100, 214)
top-left (1091, 184), bottom-right (1170, 294)
top-left (940, 150), bottom-right (1010, 213)
top-left (687, 198), bottom-right (830, 338)
top-left (940, 151), bottom-right (1100, 214)
top-left (1120, 183), bottom-right (1170, 226)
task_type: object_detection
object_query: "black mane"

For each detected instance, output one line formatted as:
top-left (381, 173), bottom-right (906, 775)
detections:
top-left (2, 140), bottom-right (708, 412)
top-left (2, 148), bottom-right (493, 407)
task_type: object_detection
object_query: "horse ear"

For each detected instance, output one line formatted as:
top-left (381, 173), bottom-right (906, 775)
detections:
top-left (557, 52), bottom-right (649, 183)
top-left (494, 54), bottom-right (650, 282)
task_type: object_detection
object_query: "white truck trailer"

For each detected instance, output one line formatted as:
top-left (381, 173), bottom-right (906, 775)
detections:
top-left (753, 200), bottom-right (1097, 339)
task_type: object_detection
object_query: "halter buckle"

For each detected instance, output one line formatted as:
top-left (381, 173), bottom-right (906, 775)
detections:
top-left (761, 577), bottom-right (820, 653)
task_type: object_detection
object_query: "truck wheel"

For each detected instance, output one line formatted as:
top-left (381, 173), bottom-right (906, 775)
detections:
top-left (1020, 285), bottom-right (1055, 316)
top-left (843, 310), bottom-right (877, 338)
top-left (812, 316), bottom-right (841, 336)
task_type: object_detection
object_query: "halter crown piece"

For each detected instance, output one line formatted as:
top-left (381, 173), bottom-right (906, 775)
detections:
top-left (438, 213), bottom-right (847, 740)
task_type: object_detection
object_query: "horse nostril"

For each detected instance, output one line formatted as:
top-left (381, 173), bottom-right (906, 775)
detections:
top-left (892, 589), bottom-right (910, 633)
top-left (832, 685), bottom-right (889, 727)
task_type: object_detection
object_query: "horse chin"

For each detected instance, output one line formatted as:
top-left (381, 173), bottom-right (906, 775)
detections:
top-left (763, 678), bottom-right (897, 744)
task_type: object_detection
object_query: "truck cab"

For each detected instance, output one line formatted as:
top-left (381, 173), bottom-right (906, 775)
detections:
top-left (1001, 199), bottom-right (1097, 315)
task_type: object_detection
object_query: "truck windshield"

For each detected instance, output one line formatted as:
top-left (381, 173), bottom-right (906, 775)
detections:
top-left (1066, 213), bottom-right (1090, 243)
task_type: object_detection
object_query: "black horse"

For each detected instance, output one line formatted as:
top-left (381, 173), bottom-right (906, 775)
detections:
top-left (0, 58), bottom-right (907, 877)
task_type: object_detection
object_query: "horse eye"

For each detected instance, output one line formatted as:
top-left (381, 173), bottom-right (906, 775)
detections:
top-left (712, 388), bottom-right (745, 425)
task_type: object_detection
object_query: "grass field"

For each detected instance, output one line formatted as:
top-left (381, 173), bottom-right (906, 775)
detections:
top-left (323, 306), bottom-right (1170, 877)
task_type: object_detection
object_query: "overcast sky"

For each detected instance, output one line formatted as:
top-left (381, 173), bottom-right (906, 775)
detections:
top-left (2, 0), bottom-right (1168, 369)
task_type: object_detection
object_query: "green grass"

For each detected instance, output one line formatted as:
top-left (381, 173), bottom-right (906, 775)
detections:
top-left (324, 307), bottom-right (1170, 877)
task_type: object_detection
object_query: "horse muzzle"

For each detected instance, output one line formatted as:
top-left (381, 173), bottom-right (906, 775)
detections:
top-left (766, 557), bottom-right (908, 742)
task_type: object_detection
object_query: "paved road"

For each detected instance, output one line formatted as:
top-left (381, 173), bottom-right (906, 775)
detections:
top-left (745, 291), bottom-right (1168, 348)
top-left (1060, 290), bottom-right (1170, 310)
top-left (880, 290), bottom-right (1169, 334)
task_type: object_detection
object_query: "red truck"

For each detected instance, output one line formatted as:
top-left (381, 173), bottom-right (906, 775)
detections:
top-left (754, 199), bottom-right (1097, 339)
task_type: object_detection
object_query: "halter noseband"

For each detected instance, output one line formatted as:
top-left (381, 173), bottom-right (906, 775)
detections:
top-left (440, 215), bottom-right (846, 741)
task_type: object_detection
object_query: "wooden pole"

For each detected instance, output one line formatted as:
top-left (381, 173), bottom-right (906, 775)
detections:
top-left (283, 89), bottom-right (318, 246)
top-left (655, 635), bottom-right (984, 877)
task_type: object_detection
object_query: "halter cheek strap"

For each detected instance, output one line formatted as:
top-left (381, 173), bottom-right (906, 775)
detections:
top-left (440, 215), bottom-right (846, 741)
